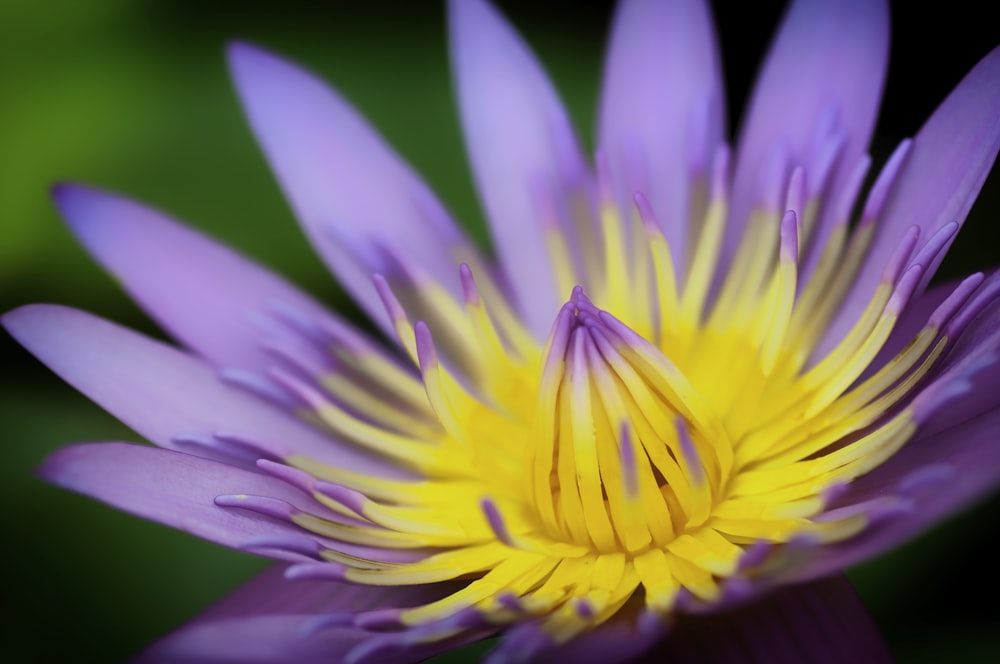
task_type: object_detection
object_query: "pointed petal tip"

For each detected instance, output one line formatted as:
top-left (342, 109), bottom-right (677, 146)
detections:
top-left (447, 0), bottom-right (492, 27)
top-left (34, 442), bottom-right (149, 498)
top-left (979, 42), bottom-right (1000, 70)
top-left (225, 39), bottom-right (270, 72)
top-left (51, 183), bottom-right (126, 237)
top-left (51, 180), bottom-right (97, 212)
top-left (226, 40), bottom-right (304, 98)
top-left (2, 303), bottom-right (68, 343)
top-left (50, 180), bottom-right (84, 203)
top-left (1, 303), bottom-right (33, 335)
top-left (34, 441), bottom-right (91, 487)
top-left (225, 38), bottom-right (253, 57)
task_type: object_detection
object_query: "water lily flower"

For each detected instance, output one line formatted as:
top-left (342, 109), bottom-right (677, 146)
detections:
top-left (6, 0), bottom-right (1000, 661)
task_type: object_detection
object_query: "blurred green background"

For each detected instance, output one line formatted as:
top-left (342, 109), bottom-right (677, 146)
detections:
top-left (1, 1), bottom-right (998, 662)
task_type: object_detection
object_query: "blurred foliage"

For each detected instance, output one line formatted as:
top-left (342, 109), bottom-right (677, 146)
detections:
top-left (1, 1), bottom-right (998, 662)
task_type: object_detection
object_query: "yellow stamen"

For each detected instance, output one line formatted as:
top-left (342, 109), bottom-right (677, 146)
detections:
top-left (280, 161), bottom-right (940, 650)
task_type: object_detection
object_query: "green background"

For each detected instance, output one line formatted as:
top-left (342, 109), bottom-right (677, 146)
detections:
top-left (1, 1), bottom-right (998, 661)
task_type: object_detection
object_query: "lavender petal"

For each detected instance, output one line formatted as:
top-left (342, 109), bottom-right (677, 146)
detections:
top-left (53, 184), bottom-right (342, 375)
top-left (195, 563), bottom-right (458, 621)
top-left (227, 41), bottom-right (465, 336)
top-left (144, 566), bottom-right (471, 664)
top-left (524, 609), bottom-right (670, 664)
top-left (728, 0), bottom-right (889, 268)
top-left (822, 45), bottom-right (1000, 354)
top-left (449, 0), bottom-right (589, 338)
top-left (39, 443), bottom-right (332, 561)
top-left (646, 575), bottom-right (891, 663)
top-left (3, 304), bottom-right (405, 476)
top-left (135, 615), bottom-right (368, 664)
top-left (598, 0), bottom-right (724, 277)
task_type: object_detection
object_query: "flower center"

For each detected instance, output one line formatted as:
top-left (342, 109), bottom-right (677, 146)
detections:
top-left (526, 287), bottom-right (730, 558)
top-left (229, 145), bottom-right (983, 652)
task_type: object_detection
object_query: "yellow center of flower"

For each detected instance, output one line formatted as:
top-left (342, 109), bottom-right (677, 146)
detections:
top-left (276, 158), bottom-right (955, 644)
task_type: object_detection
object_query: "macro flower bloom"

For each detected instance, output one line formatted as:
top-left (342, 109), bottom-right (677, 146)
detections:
top-left (6, 0), bottom-right (1000, 661)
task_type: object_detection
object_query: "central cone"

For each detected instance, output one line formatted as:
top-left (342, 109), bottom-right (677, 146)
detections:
top-left (530, 288), bottom-right (733, 555)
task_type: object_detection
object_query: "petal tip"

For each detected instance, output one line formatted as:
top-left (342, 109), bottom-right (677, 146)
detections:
top-left (448, 0), bottom-right (489, 22)
top-left (225, 39), bottom-right (266, 69)
top-left (448, 0), bottom-right (511, 51)
top-left (34, 442), bottom-right (112, 490)
top-left (50, 181), bottom-right (83, 204)
top-left (50, 185), bottom-right (144, 253)
top-left (34, 444), bottom-right (75, 485)
top-left (51, 181), bottom-right (100, 212)
top-left (1, 303), bottom-right (65, 342)
top-left (226, 40), bottom-right (291, 91)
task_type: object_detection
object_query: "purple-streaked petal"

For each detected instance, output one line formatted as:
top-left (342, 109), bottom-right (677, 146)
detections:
top-left (2, 304), bottom-right (402, 475)
top-left (598, 0), bottom-right (724, 275)
top-left (39, 442), bottom-right (330, 560)
top-left (728, 0), bottom-right (889, 262)
top-left (822, 46), bottom-right (1000, 353)
top-left (647, 575), bottom-right (891, 663)
top-left (449, 0), bottom-right (589, 337)
top-left (228, 41), bottom-right (464, 334)
top-left (54, 184), bottom-right (347, 374)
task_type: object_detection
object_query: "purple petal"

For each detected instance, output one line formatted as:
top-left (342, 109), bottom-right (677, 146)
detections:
top-left (227, 41), bottom-right (464, 334)
top-left (195, 564), bottom-right (298, 620)
top-left (54, 184), bottom-right (348, 374)
top-left (598, 0), bottom-right (724, 275)
top-left (649, 575), bottom-right (890, 663)
top-left (527, 611), bottom-right (670, 664)
top-left (197, 564), bottom-right (456, 621)
top-left (823, 45), bottom-right (1000, 352)
top-left (2, 304), bottom-right (402, 475)
top-left (135, 615), bottom-right (368, 664)
top-left (728, 0), bottom-right (889, 262)
top-left (138, 613), bottom-right (482, 664)
top-left (39, 442), bottom-right (331, 560)
top-left (449, 0), bottom-right (589, 337)
top-left (142, 571), bottom-right (469, 664)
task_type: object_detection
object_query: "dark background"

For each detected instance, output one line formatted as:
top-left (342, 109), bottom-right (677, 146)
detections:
top-left (1, 1), bottom-right (997, 661)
